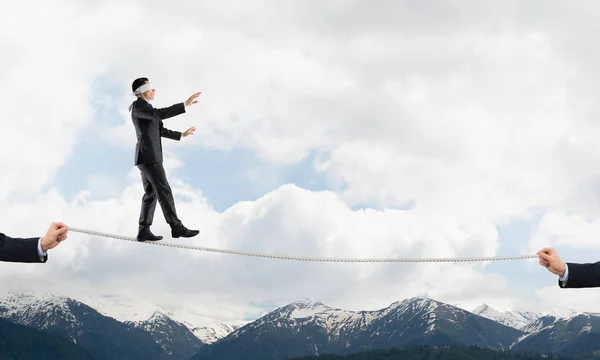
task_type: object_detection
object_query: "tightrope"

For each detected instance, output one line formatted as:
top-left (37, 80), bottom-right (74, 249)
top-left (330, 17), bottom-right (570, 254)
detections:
top-left (68, 227), bottom-right (538, 263)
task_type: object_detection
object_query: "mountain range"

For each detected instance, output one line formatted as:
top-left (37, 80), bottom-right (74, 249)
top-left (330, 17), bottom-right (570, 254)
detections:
top-left (0, 292), bottom-right (238, 360)
top-left (0, 292), bottom-right (598, 360)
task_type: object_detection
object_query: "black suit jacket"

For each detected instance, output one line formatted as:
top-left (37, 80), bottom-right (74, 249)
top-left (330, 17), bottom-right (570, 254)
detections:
top-left (130, 98), bottom-right (186, 165)
top-left (0, 233), bottom-right (46, 263)
top-left (559, 261), bottom-right (600, 288)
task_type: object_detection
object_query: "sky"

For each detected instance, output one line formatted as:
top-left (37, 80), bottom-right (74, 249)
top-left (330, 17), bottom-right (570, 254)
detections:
top-left (2, 0), bottom-right (600, 325)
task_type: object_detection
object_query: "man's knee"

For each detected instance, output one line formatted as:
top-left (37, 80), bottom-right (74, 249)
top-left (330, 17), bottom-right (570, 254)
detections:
top-left (143, 193), bottom-right (157, 202)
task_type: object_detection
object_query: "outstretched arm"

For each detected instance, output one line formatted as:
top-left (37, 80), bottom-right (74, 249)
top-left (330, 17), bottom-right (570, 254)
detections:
top-left (560, 262), bottom-right (600, 288)
top-left (134, 91), bottom-right (201, 121)
top-left (0, 222), bottom-right (68, 263)
top-left (0, 233), bottom-right (45, 263)
top-left (160, 123), bottom-right (196, 141)
top-left (537, 247), bottom-right (600, 288)
top-left (134, 102), bottom-right (186, 121)
top-left (160, 121), bottom-right (182, 141)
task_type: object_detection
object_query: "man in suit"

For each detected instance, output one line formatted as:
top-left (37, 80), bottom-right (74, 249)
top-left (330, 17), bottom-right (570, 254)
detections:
top-left (537, 247), bottom-right (600, 288)
top-left (130, 77), bottom-right (201, 241)
top-left (0, 222), bottom-right (68, 263)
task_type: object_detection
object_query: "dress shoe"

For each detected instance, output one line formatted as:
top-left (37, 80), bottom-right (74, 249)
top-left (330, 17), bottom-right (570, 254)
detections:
top-left (137, 227), bottom-right (163, 241)
top-left (171, 225), bottom-right (200, 238)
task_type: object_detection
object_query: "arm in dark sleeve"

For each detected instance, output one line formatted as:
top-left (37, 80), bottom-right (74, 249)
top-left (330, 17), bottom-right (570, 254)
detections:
top-left (159, 120), bottom-right (182, 141)
top-left (0, 233), bottom-right (47, 263)
top-left (134, 102), bottom-right (186, 121)
top-left (559, 261), bottom-right (600, 288)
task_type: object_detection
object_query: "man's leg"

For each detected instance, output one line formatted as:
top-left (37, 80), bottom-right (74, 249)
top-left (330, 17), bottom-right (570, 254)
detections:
top-left (138, 167), bottom-right (157, 228)
top-left (136, 164), bottom-right (163, 241)
top-left (144, 162), bottom-right (199, 238)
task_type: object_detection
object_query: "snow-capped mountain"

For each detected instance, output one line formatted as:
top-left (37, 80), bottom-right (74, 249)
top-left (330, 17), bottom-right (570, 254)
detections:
top-left (0, 292), bottom-right (164, 360)
top-left (191, 297), bottom-right (523, 360)
top-left (512, 312), bottom-right (600, 355)
top-left (472, 303), bottom-right (543, 331)
top-left (77, 294), bottom-right (238, 344)
top-left (163, 307), bottom-right (242, 344)
top-left (0, 291), bottom-right (234, 360)
top-left (520, 314), bottom-right (558, 333)
top-left (128, 309), bottom-right (203, 359)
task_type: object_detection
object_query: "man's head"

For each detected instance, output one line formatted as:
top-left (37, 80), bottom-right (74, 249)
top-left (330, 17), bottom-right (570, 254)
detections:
top-left (132, 77), bottom-right (155, 101)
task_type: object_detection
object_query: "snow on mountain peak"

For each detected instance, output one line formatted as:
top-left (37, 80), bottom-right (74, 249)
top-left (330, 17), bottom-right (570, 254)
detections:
top-left (473, 303), bottom-right (504, 318)
top-left (164, 307), bottom-right (240, 344)
top-left (388, 296), bottom-right (438, 313)
top-left (0, 291), bottom-right (83, 329)
top-left (472, 303), bottom-right (543, 331)
top-left (265, 298), bottom-right (336, 321)
top-left (284, 299), bottom-right (332, 319)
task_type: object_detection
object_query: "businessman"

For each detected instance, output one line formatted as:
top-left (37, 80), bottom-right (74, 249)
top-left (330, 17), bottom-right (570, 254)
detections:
top-left (130, 77), bottom-right (201, 241)
top-left (0, 222), bottom-right (68, 263)
top-left (537, 247), bottom-right (600, 288)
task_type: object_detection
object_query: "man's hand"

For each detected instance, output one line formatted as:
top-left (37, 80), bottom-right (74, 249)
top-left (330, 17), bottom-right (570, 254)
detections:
top-left (537, 247), bottom-right (566, 276)
top-left (182, 126), bottom-right (196, 137)
top-left (40, 222), bottom-right (68, 252)
top-left (184, 92), bottom-right (201, 106)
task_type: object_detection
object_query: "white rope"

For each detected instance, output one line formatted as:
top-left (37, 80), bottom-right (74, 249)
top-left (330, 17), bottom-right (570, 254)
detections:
top-left (68, 227), bottom-right (538, 263)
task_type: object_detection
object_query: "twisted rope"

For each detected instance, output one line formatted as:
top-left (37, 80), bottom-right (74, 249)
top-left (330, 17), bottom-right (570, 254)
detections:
top-left (68, 227), bottom-right (538, 263)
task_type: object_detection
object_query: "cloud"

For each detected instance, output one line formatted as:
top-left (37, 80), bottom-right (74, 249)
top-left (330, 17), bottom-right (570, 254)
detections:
top-left (0, 179), bottom-right (514, 320)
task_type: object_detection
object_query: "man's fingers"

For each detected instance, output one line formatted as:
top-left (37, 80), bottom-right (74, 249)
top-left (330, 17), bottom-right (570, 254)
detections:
top-left (538, 252), bottom-right (551, 261)
top-left (52, 222), bottom-right (68, 231)
top-left (53, 227), bottom-right (68, 236)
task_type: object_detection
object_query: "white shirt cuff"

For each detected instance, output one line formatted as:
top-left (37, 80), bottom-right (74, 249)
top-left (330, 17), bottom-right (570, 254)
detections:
top-left (37, 238), bottom-right (47, 259)
top-left (559, 263), bottom-right (569, 282)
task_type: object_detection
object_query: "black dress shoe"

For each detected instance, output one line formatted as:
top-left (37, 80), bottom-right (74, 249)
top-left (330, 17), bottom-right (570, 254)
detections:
top-left (137, 228), bottom-right (163, 242)
top-left (171, 225), bottom-right (200, 238)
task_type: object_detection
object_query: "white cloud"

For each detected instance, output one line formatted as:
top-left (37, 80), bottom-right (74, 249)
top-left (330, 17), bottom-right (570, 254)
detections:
top-left (527, 211), bottom-right (600, 252)
top-left (0, 180), bottom-right (514, 321)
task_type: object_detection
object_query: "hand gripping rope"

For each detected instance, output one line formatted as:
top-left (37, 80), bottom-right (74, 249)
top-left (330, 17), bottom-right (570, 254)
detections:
top-left (68, 227), bottom-right (538, 263)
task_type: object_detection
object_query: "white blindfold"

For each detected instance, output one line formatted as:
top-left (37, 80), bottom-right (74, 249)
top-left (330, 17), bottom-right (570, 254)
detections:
top-left (134, 83), bottom-right (153, 95)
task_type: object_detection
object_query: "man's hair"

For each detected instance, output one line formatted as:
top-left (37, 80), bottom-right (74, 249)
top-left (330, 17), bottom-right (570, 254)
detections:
top-left (131, 77), bottom-right (149, 94)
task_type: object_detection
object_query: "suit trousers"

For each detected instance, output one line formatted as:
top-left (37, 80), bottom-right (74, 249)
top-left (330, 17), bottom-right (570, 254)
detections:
top-left (137, 162), bottom-right (182, 229)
